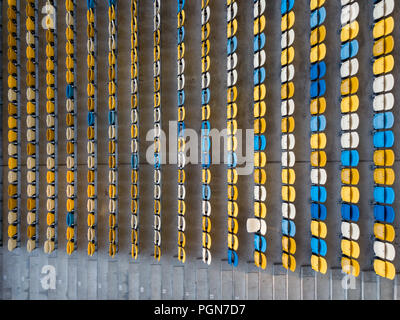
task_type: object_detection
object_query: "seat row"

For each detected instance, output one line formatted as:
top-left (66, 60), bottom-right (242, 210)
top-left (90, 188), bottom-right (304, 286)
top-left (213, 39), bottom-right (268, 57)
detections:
top-left (65, 0), bottom-right (77, 256)
top-left (153, 0), bottom-right (162, 261)
top-left (339, 0), bottom-right (361, 278)
top-left (201, 0), bottom-right (212, 266)
top-left (86, 0), bottom-right (97, 256)
top-left (310, 0), bottom-right (328, 275)
top-left (131, 0), bottom-right (139, 260)
top-left (108, 0), bottom-right (118, 258)
top-left (372, 0), bottom-right (396, 280)
top-left (227, 0), bottom-right (239, 268)
top-left (177, 0), bottom-right (186, 264)
top-left (249, 0), bottom-right (268, 270)
top-left (25, 0), bottom-right (39, 253)
top-left (7, 0), bottom-right (21, 252)
top-left (43, 0), bottom-right (57, 255)
top-left (281, 0), bottom-right (296, 272)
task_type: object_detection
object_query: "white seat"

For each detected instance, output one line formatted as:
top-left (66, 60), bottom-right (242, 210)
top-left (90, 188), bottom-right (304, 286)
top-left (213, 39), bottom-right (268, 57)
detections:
top-left (341, 58), bottom-right (359, 78)
top-left (373, 74), bottom-right (394, 93)
top-left (254, 50), bottom-right (266, 68)
top-left (254, 185), bottom-right (267, 202)
top-left (202, 200), bottom-right (211, 217)
top-left (311, 168), bottom-right (327, 185)
top-left (282, 202), bottom-right (296, 220)
top-left (282, 134), bottom-right (295, 150)
top-left (281, 64), bottom-right (295, 83)
top-left (341, 222), bottom-right (360, 241)
top-left (341, 2), bottom-right (359, 25)
top-left (227, 53), bottom-right (237, 70)
top-left (247, 218), bottom-right (267, 235)
top-left (254, 0), bottom-right (266, 17)
top-left (281, 29), bottom-right (295, 49)
top-left (341, 113), bottom-right (359, 131)
top-left (374, 0), bottom-right (394, 21)
top-left (281, 99), bottom-right (295, 116)
top-left (282, 151), bottom-right (295, 168)
top-left (226, 2), bottom-right (237, 22)
top-left (341, 132), bottom-right (359, 149)
top-left (373, 93), bottom-right (394, 112)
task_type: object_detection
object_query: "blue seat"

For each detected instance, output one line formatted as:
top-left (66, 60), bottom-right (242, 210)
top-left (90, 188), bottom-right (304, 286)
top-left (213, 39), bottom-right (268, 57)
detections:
top-left (227, 151), bottom-right (237, 168)
top-left (66, 212), bottom-right (74, 227)
top-left (66, 85), bottom-right (74, 99)
top-left (178, 0), bottom-right (185, 12)
top-left (310, 7), bottom-right (326, 29)
top-left (87, 0), bottom-right (95, 9)
top-left (227, 36), bottom-right (237, 55)
top-left (87, 112), bottom-right (95, 126)
top-left (374, 205), bottom-right (395, 223)
top-left (310, 80), bottom-right (326, 98)
top-left (281, 0), bottom-right (294, 15)
top-left (201, 153), bottom-right (211, 169)
top-left (340, 40), bottom-right (359, 61)
top-left (202, 136), bottom-right (211, 152)
top-left (311, 237), bottom-right (327, 256)
top-left (341, 204), bottom-right (360, 222)
top-left (202, 88), bottom-right (210, 105)
top-left (310, 115), bottom-right (326, 132)
top-left (373, 112), bottom-right (394, 130)
top-left (177, 26), bottom-right (185, 44)
top-left (373, 131), bottom-right (394, 148)
top-left (154, 153), bottom-right (161, 169)
top-left (227, 249), bottom-right (238, 267)
top-left (310, 62), bottom-right (326, 81)
top-left (178, 121), bottom-right (185, 137)
top-left (311, 203), bottom-right (327, 221)
top-left (201, 120), bottom-right (210, 134)
top-left (108, 0), bottom-right (116, 6)
top-left (108, 111), bottom-right (116, 125)
top-left (374, 187), bottom-right (395, 205)
top-left (178, 90), bottom-right (185, 106)
top-left (254, 33), bottom-right (266, 52)
top-left (254, 67), bottom-right (266, 85)
top-left (131, 154), bottom-right (139, 170)
top-left (282, 219), bottom-right (296, 237)
top-left (254, 135), bottom-right (266, 151)
top-left (254, 234), bottom-right (267, 253)
top-left (202, 185), bottom-right (211, 200)
top-left (311, 186), bottom-right (327, 203)
top-left (341, 150), bottom-right (359, 167)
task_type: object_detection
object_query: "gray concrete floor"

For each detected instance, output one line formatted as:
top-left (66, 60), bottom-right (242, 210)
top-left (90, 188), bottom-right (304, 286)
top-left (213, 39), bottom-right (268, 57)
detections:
top-left (1, 0), bottom-right (400, 300)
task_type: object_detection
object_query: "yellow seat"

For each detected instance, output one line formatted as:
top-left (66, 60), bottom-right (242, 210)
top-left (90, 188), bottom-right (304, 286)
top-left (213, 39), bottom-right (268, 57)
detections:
top-left (341, 239), bottom-right (360, 259)
top-left (67, 241), bottom-right (75, 255)
top-left (282, 236), bottom-right (296, 254)
top-left (67, 199), bottom-right (74, 212)
top-left (67, 171), bottom-right (74, 184)
top-left (374, 150), bottom-right (395, 166)
top-left (27, 225), bottom-right (36, 239)
top-left (8, 157), bottom-right (17, 170)
top-left (282, 168), bottom-right (295, 185)
top-left (8, 75), bottom-right (17, 88)
top-left (373, 55), bottom-right (394, 75)
top-left (341, 77), bottom-right (359, 96)
top-left (254, 151), bottom-right (267, 168)
top-left (109, 185), bottom-right (116, 198)
top-left (88, 213), bottom-right (95, 227)
top-left (310, 25), bottom-right (326, 46)
top-left (341, 257), bottom-right (360, 277)
top-left (281, 116), bottom-right (295, 133)
top-left (8, 103), bottom-right (18, 116)
top-left (8, 184), bottom-right (18, 197)
top-left (66, 227), bottom-right (74, 241)
top-left (109, 243), bottom-right (117, 258)
top-left (254, 118), bottom-right (266, 134)
top-left (66, 27), bottom-right (74, 41)
top-left (373, 17), bottom-right (394, 39)
top-left (254, 252), bottom-right (267, 269)
top-left (310, 44), bottom-right (326, 63)
top-left (374, 223), bottom-right (395, 242)
top-left (228, 201), bottom-right (239, 218)
top-left (27, 143), bottom-right (35, 156)
top-left (311, 255), bottom-right (327, 274)
top-left (373, 36), bottom-right (394, 57)
top-left (311, 221), bottom-right (327, 238)
top-left (310, 151), bottom-right (327, 167)
top-left (254, 168), bottom-right (267, 184)
top-left (340, 21), bottom-right (359, 42)
top-left (227, 185), bottom-right (238, 201)
top-left (281, 11), bottom-right (295, 32)
top-left (66, 41), bottom-right (74, 55)
top-left (281, 82), bottom-right (294, 100)
top-left (341, 186), bottom-right (360, 204)
top-left (254, 202), bottom-right (266, 219)
top-left (228, 217), bottom-right (238, 234)
top-left (253, 15), bottom-right (265, 35)
top-left (310, 133), bottom-right (327, 149)
top-left (282, 186), bottom-right (296, 202)
top-left (310, 0), bottom-right (325, 11)
top-left (374, 168), bottom-right (395, 185)
top-left (228, 233), bottom-right (239, 251)
top-left (374, 259), bottom-right (395, 280)
top-left (27, 101), bottom-right (36, 114)
top-left (310, 97), bottom-right (326, 115)
top-left (281, 47), bottom-right (294, 65)
top-left (26, 45), bottom-right (35, 59)
top-left (341, 95), bottom-right (359, 113)
top-left (341, 168), bottom-right (360, 185)
top-left (47, 213), bottom-right (55, 226)
top-left (88, 242), bottom-right (96, 256)
top-left (282, 253), bottom-right (296, 272)
top-left (227, 19), bottom-right (237, 38)
top-left (8, 225), bottom-right (17, 238)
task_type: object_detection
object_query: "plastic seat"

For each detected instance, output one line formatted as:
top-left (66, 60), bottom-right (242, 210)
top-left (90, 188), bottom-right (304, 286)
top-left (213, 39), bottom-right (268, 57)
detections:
top-left (341, 21), bottom-right (359, 42)
top-left (341, 150), bottom-right (359, 167)
top-left (341, 168), bottom-right (360, 185)
top-left (254, 234), bottom-right (267, 253)
top-left (341, 221), bottom-right (360, 241)
top-left (310, 7), bottom-right (326, 29)
top-left (374, 259), bottom-right (395, 280)
top-left (373, 17), bottom-right (394, 39)
top-left (281, 11), bottom-right (295, 32)
top-left (341, 58), bottom-right (359, 78)
top-left (374, 241), bottom-right (395, 261)
top-left (281, 0), bottom-right (294, 15)
top-left (341, 239), bottom-right (360, 258)
top-left (311, 255), bottom-right (327, 274)
top-left (310, 26), bottom-right (326, 46)
top-left (373, 36), bottom-right (394, 57)
top-left (282, 253), bottom-right (296, 272)
top-left (374, 150), bottom-right (395, 166)
top-left (373, 74), bottom-right (394, 93)
top-left (374, 223), bottom-right (395, 242)
top-left (373, 131), bottom-right (394, 148)
top-left (340, 40), bottom-right (359, 61)
top-left (310, 133), bottom-right (327, 149)
top-left (341, 204), bottom-right (359, 222)
top-left (374, 187), bottom-right (395, 204)
top-left (374, 205), bottom-right (394, 223)
top-left (310, 44), bottom-right (326, 63)
top-left (281, 47), bottom-right (294, 65)
top-left (282, 219), bottom-right (296, 237)
top-left (374, 168), bottom-right (395, 185)
top-left (373, 55), bottom-right (394, 75)
top-left (341, 2), bottom-right (359, 25)
top-left (341, 77), bottom-right (359, 95)
top-left (311, 203), bottom-right (327, 221)
top-left (311, 220), bottom-right (327, 238)
top-left (341, 113), bottom-right (359, 131)
top-left (311, 186), bottom-right (327, 203)
top-left (341, 257), bottom-right (360, 277)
